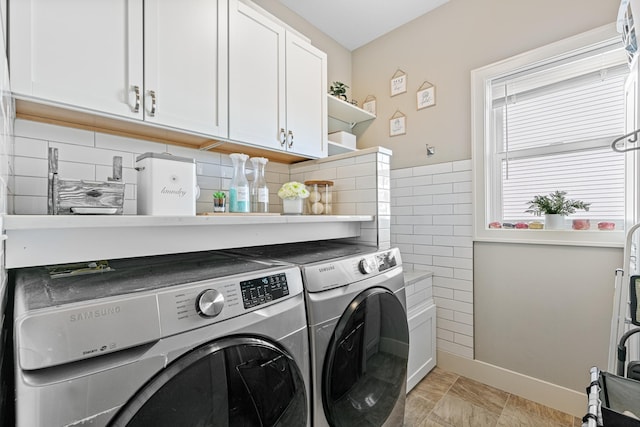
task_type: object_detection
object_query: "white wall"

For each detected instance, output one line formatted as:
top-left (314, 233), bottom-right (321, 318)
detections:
top-left (391, 159), bottom-right (473, 358)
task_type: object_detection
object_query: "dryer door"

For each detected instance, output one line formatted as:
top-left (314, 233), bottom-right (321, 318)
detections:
top-left (109, 337), bottom-right (307, 427)
top-left (322, 287), bottom-right (409, 427)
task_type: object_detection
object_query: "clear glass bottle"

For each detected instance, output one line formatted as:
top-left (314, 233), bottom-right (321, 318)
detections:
top-left (229, 153), bottom-right (250, 213)
top-left (250, 157), bottom-right (269, 213)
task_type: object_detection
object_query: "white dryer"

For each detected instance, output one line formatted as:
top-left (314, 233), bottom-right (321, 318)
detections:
top-left (228, 241), bottom-right (409, 427)
top-left (12, 251), bottom-right (310, 427)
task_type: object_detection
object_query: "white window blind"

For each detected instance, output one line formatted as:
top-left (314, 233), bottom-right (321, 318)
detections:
top-left (490, 47), bottom-right (627, 224)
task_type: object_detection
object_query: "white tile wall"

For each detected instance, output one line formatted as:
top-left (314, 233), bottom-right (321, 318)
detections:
top-left (391, 159), bottom-right (473, 359)
top-left (289, 150), bottom-right (391, 248)
top-left (10, 120), bottom-right (390, 250)
top-left (10, 119), bottom-right (291, 215)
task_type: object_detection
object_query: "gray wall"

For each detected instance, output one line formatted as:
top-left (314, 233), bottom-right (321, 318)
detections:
top-left (474, 242), bottom-right (622, 392)
top-left (351, 0), bottom-right (619, 169)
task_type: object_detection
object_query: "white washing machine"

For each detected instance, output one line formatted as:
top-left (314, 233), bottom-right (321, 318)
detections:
top-left (228, 241), bottom-right (409, 427)
top-left (12, 251), bottom-right (310, 427)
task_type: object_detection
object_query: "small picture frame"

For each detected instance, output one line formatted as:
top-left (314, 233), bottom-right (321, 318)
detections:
top-left (390, 69), bottom-right (407, 97)
top-left (389, 110), bottom-right (406, 137)
top-left (417, 81), bottom-right (436, 110)
top-left (362, 95), bottom-right (376, 115)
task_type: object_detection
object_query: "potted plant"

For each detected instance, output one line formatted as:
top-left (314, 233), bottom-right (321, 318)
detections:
top-left (213, 191), bottom-right (226, 213)
top-left (525, 190), bottom-right (590, 229)
top-left (329, 81), bottom-right (349, 101)
top-left (277, 181), bottom-right (310, 215)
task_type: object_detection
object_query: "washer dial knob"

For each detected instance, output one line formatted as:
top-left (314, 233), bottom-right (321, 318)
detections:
top-left (196, 289), bottom-right (225, 318)
top-left (359, 258), bottom-right (374, 274)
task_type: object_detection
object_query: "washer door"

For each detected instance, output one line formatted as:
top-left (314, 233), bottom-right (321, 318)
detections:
top-left (323, 287), bottom-right (409, 427)
top-left (109, 337), bottom-right (307, 427)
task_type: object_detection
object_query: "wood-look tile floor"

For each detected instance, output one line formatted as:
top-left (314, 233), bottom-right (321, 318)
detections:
top-left (404, 368), bottom-right (583, 427)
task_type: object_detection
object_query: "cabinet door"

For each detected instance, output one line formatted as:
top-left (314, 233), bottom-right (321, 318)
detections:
top-left (285, 32), bottom-right (327, 158)
top-left (144, 0), bottom-right (228, 137)
top-left (228, 0), bottom-right (285, 151)
top-left (9, 0), bottom-right (143, 119)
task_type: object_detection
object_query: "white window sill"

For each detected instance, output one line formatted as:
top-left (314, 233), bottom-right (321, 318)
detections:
top-left (474, 228), bottom-right (624, 248)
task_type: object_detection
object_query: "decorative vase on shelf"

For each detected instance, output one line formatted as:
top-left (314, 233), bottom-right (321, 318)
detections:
top-left (282, 198), bottom-right (304, 215)
top-left (544, 214), bottom-right (565, 230)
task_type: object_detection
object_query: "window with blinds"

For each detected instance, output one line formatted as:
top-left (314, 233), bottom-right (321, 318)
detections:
top-left (488, 42), bottom-right (627, 225)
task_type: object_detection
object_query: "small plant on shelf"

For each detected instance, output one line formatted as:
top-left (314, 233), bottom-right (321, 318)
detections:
top-left (525, 190), bottom-right (590, 216)
top-left (213, 191), bottom-right (226, 200)
top-left (329, 81), bottom-right (349, 101)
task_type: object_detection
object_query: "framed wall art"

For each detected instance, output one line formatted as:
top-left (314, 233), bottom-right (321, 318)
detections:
top-left (390, 69), bottom-right (407, 97)
top-left (362, 95), bottom-right (377, 115)
top-left (417, 81), bottom-right (436, 109)
top-left (389, 110), bottom-right (406, 137)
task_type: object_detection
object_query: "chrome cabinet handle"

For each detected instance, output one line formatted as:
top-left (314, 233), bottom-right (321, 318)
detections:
top-left (132, 85), bottom-right (140, 113)
top-left (280, 128), bottom-right (286, 147)
top-left (287, 130), bottom-right (294, 148)
top-left (149, 90), bottom-right (156, 117)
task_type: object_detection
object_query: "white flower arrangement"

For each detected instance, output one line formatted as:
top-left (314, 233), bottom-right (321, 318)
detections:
top-left (277, 181), bottom-right (310, 199)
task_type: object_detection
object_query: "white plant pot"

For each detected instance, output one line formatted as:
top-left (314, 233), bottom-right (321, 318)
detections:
top-left (544, 214), bottom-right (565, 230)
top-left (282, 198), bottom-right (304, 215)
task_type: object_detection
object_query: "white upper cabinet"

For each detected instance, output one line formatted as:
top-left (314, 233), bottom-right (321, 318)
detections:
top-left (9, 0), bottom-right (228, 137)
top-left (143, 0), bottom-right (228, 136)
top-left (9, 0), bottom-right (144, 119)
top-left (228, 0), bottom-right (327, 158)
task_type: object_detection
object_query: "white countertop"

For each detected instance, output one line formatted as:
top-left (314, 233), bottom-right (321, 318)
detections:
top-left (3, 214), bottom-right (374, 268)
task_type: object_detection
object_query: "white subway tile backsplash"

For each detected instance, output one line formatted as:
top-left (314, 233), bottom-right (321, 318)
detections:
top-left (454, 203), bottom-right (473, 215)
top-left (391, 168), bottom-right (412, 179)
top-left (13, 195), bottom-right (47, 214)
top-left (454, 289), bottom-right (473, 304)
top-left (414, 225), bottom-right (454, 236)
top-left (15, 119), bottom-right (95, 146)
top-left (432, 170), bottom-right (472, 184)
top-left (453, 181), bottom-right (473, 193)
top-left (396, 215), bottom-right (432, 225)
top-left (454, 333), bottom-right (474, 348)
top-left (437, 307), bottom-right (455, 321)
top-left (453, 159), bottom-right (472, 171)
top-left (437, 339), bottom-right (474, 359)
top-left (438, 318), bottom-right (473, 336)
top-left (433, 286), bottom-right (454, 299)
top-left (455, 311), bottom-right (474, 326)
top-left (433, 276), bottom-right (472, 292)
top-left (453, 225), bottom-right (473, 236)
top-left (433, 256), bottom-right (473, 270)
top-left (14, 136), bottom-right (48, 158)
top-left (95, 133), bottom-right (165, 155)
top-left (391, 159), bottom-right (473, 359)
top-left (50, 141), bottom-right (135, 168)
top-left (414, 245), bottom-right (453, 257)
top-left (414, 183), bottom-right (453, 196)
top-left (13, 157), bottom-right (48, 177)
top-left (392, 205), bottom-right (413, 216)
top-left (59, 161), bottom-right (96, 180)
top-left (432, 214), bottom-right (472, 225)
top-left (454, 269), bottom-right (473, 281)
top-left (14, 176), bottom-right (47, 196)
top-left (414, 204), bottom-right (454, 215)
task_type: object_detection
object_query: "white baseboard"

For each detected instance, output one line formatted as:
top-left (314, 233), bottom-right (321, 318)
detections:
top-left (436, 350), bottom-right (586, 418)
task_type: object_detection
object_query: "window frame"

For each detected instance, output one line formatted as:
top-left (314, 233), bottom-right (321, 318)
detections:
top-left (472, 23), bottom-right (626, 247)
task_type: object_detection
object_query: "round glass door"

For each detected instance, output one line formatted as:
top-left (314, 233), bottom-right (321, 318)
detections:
top-left (322, 288), bottom-right (409, 427)
top-left (109, 337), bottom-right (307, 427)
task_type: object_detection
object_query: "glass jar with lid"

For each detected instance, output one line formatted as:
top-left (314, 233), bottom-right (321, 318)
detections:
top-left (304, 180), bottom-right (333, 215)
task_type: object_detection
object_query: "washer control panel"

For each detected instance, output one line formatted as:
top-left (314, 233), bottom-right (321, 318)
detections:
top-left (240, 273), bottom-right (289, 309)
top-left (157, 266), bottom-right (302, 337)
